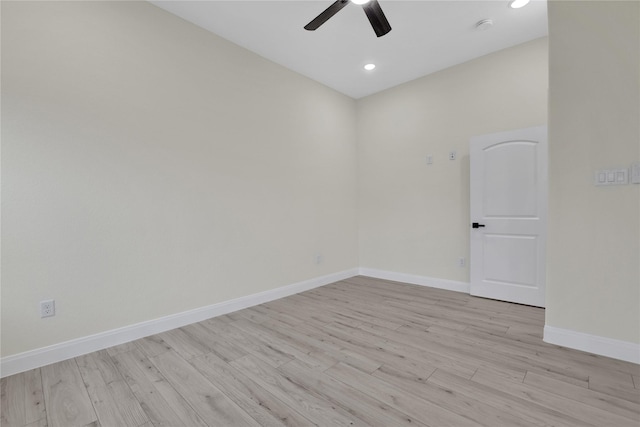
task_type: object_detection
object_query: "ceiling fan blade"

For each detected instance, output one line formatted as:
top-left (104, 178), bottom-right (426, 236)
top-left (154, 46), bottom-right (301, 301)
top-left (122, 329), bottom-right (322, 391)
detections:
top-left (304, 0), bottom-right (350, 31)
top-left (362, 0), bottom-right (392, 37)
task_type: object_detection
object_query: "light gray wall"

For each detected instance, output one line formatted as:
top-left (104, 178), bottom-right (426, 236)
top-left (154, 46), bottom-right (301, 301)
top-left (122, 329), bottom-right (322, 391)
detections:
top-left (356, 37), bottom-right (548, 282)
top-left (1, 1), bottom-right (358, 357)
top-left (547, 0), bottom-right (639, 344)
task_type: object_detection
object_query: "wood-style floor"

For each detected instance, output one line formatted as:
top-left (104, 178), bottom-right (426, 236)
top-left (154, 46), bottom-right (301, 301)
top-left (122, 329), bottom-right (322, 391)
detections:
top-left (2, 276), bottom-right (639, 427)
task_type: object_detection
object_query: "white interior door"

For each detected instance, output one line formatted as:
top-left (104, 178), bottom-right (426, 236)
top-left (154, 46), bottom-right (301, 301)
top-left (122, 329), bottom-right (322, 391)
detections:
top-left (470, 126), bottom-right (547, 307)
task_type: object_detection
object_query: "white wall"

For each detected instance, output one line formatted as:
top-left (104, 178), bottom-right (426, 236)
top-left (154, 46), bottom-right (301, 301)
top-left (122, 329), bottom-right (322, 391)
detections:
top-left (546, 1), bottom-right (639, 344)
top-left (8, 0), bottom-right (635, 366)
top-left (1, 1), bottom-right (358, 358)
top-left (357, 38), bottom-right (548, 282)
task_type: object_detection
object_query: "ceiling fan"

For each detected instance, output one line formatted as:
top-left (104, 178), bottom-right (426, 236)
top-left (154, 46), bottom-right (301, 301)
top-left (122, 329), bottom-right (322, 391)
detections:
top-left (304, 0), bottom-right (392, 38)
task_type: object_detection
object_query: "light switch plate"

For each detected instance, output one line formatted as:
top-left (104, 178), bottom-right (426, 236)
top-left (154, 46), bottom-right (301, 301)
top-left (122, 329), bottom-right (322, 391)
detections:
top-left (616, 169), bottom-right (628, 184)
top-left (595, 168), bottom-right (630, 186)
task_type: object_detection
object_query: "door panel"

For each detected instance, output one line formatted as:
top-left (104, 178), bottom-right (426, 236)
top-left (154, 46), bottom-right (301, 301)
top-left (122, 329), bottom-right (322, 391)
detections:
top-left (483, 142), bottom-right (538, 217)
top-left (483, 234), bottom-right (538, 287)
top-left (470, 126), bottom-right (547, 307)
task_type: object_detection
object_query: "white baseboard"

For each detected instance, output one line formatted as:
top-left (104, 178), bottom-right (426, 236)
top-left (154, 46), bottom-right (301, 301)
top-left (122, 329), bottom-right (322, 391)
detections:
top-left (7, 269), bottom-right (635, 377)
top-left (358, 267), bottom-right (470, 294)
top-left (1, 268), bottom-right (359, 378)
top-left (544, 325), bottom-right (640, 364)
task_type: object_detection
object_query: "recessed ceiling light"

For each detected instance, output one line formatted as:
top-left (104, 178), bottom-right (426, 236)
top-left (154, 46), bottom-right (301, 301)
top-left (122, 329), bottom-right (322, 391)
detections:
top-left (364, 63), bottom-right (376, 71)
top-left (351, 0), bottom-right (371, 4)
top-left (509, 0), bottom-right (530, 9)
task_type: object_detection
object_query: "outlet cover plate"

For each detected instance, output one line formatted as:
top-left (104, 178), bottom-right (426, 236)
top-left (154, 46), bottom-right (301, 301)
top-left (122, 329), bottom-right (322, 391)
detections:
top-left (40, 300), bottom-right (55, 318)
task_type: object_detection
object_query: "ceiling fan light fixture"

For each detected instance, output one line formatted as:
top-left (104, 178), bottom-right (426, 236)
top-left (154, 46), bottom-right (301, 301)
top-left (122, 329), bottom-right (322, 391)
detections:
top-left (364, 63), bottom-right (376, 71)
top-left (351, 0), bottom-right (371, 4)
top-left (509, 0), bottom-right (530, 9)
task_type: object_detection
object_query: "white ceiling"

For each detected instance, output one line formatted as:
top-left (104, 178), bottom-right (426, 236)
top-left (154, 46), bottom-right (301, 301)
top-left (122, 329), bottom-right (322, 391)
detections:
top-left (150, 0), bottom-right (548, 99)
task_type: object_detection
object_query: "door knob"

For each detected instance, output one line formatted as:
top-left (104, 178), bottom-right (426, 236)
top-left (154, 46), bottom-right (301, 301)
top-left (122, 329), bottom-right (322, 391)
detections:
top-left (472, 222), bottom-right (486, 228)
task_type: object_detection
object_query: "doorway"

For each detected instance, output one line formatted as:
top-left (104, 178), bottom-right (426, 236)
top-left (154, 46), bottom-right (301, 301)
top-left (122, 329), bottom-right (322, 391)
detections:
top-left (469, 125), bottom-right (548, 307)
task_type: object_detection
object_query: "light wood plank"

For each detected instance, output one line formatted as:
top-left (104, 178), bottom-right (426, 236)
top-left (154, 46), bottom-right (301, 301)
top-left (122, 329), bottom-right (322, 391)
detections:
top-left (336, 318), bottom-right (478, 378)
top-left (150, 349), bottom-right (260, 426)
top-left (257, 317), bottom-right (382, 373)
top-left (231, 315), bottom-right (339, 369)
top-left (231, 355), bottom-right (366, 426)
top-left (76, 350), bottom-right (149, 427)
top-left (134, 334), bottom-right (172, 358)
top-left (397, 322), bottom-right (592, 384)
top-left (325, 362), bottom-right (481, 427)
top-left (41, 359), bottom-right (97, 427)
top-left (202, 319), bottom-right (293, 368)
top-left (472, 366), bottom-right (639, 427)
top-left (156, 328), bottom-right (210, 360)
top-left (301, 287), bottom-right (420, 330)
top-left (0, 369), bottom-right (46, 427)
top-left (23, 368), bottom-right (46, 426)
top-left (428, 366), bottom-right (586, 427)
top-left (225, 306), bottom-right (271, 324)
top-left (23, 418), bottom-right (48, 427)
top-left (471, 364), bottom-right (526, 383)
top-left (191, 351), bottom-right (314, 427)
top-left (105, 341), bottom-right (139, 357)
top-left (280, 359), bottom-right (428, 427)
top-left (113, 349), bottom-right (208, 427)
top-left (321, 320), bottom-right (477, 378)
top-left (243, 305), bottom-right (301, 328)
top-left (524, 370), bottom-right (640, 422)
top-left (373, 365), bottom-right (538, 427)
top-left (589, 370), bottom-right (640, 403)
top-left (230, 318), bottom-right (333, 371)
top-left (1, 373), bottom-right (25, 427)
top-left (181, 322), bottom-right (246, 363)
top-left (264, 296), bottom-right (335, 326)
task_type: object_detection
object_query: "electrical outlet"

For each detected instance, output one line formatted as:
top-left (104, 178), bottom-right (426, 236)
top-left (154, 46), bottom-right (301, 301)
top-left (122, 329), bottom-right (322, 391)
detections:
top-left (449, 150), bottom-right (456, 161)
top-left (315, 254), bottom-right (323, 265)
top-left (426, 155), bottom-right (433, 165)
top-left (40, 300), bottom-right (55, 318)
top-left (458, 257), bottom-right (466, 268)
